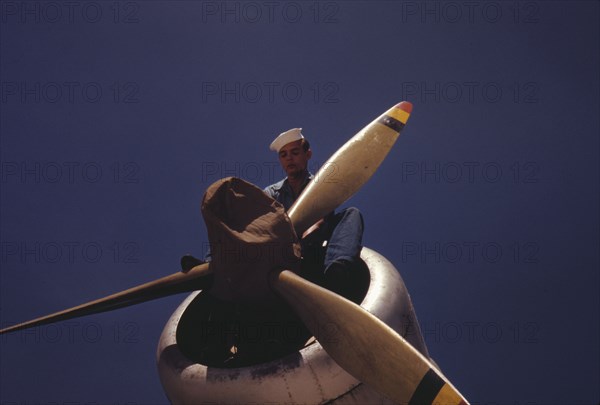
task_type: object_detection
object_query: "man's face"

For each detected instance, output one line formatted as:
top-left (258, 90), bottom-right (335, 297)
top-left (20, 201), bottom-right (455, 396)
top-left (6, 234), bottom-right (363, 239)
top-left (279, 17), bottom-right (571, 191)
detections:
top-left (278, 140), bottom-right (312, 178)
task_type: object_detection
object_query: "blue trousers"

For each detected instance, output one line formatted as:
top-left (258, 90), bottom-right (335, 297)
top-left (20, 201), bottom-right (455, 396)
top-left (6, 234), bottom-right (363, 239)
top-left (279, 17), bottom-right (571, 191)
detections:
top-left (323, 207), bottom-right (364, 269)
top-left (301, 207), bottom-right (364, 276)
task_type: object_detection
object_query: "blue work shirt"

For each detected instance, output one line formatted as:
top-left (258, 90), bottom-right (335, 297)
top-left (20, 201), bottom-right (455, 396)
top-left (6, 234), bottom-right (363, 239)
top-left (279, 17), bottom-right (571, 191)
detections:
top-left (264, 172), bottom-right (314, 211)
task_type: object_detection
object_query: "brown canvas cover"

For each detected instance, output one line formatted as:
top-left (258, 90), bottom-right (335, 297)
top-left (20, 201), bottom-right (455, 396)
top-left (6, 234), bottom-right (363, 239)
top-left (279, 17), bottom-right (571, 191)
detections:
top-left (201, 177), bottom-right (301, 304)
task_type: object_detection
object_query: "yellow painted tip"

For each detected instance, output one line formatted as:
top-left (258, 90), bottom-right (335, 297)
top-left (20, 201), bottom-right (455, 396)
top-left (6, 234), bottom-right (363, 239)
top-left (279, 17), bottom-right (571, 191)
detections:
top-left (396, 101), bottom-right (413, 114)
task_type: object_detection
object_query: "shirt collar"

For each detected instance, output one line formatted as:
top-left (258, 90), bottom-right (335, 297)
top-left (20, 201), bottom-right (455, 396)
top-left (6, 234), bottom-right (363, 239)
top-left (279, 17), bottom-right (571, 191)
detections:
top-left (275, 171), bottom-right (314, 193)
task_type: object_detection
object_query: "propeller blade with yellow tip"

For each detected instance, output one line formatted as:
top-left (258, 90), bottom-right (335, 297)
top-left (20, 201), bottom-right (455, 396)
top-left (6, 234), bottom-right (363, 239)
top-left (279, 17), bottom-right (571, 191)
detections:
top-left (2, 101), bottom-right (471, 404)
top-left (288, 101), bottom-right (412, 235)
top-left (270, 269), bottom-right (470, 405)
top-left (1, 102), bottom-right (412, 335)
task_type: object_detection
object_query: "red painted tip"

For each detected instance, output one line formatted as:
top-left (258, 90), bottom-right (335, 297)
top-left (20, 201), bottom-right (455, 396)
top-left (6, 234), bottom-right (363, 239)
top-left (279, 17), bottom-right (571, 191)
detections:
top-left (396, 101), bottom-right (413, 114)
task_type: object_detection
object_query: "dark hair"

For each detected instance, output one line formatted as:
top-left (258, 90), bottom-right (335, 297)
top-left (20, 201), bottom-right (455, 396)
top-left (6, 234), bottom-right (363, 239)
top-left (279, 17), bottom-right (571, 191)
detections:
top-left (301, 138), bottom-right (311, 152)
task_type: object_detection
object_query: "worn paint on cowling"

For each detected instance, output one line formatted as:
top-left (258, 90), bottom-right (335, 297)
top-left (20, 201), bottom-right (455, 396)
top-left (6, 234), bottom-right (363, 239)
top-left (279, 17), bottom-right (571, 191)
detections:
top-left (157, 247), bottom-right (428, 404)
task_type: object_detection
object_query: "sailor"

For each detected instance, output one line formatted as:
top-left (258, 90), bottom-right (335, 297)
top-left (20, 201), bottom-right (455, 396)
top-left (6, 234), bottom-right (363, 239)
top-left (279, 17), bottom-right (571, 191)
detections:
top-left (264, 128), bottom-right (365, 298)
top-left (181, 128), bottom-right (365, 299)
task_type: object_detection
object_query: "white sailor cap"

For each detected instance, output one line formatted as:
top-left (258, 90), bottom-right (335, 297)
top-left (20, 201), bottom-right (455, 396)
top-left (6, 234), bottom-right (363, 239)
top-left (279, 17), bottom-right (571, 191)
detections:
top-left (269, 128), bottom-right (304, 152)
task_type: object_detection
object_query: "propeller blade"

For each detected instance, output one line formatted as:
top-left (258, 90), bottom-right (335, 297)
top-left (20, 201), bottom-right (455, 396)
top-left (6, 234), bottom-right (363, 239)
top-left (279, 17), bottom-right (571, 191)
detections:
top-left (0, 263), bottom-right (212, 335)
top-left (1, 101), bottom-right (412, 335)
top-left (270, 269), bottom-right (469, 405)
top-left (287, 101), bottom-right (412, 235)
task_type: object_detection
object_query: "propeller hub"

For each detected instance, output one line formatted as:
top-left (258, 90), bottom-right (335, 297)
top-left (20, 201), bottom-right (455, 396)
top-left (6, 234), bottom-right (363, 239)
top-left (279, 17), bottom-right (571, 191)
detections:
top-left (201, 177), bottom-right (301, 304)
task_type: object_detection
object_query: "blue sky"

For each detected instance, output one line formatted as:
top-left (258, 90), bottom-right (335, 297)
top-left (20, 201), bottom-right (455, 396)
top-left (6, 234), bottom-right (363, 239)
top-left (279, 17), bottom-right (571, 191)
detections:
top-left (1, 1), bottom-right (598, 404)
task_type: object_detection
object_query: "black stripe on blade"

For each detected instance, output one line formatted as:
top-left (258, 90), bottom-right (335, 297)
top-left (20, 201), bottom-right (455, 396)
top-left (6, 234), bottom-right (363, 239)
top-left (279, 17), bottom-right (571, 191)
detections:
top-left (377, 115), bottom-right (405, 132)
top-left (408, 368), bottom-right (445, 405)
